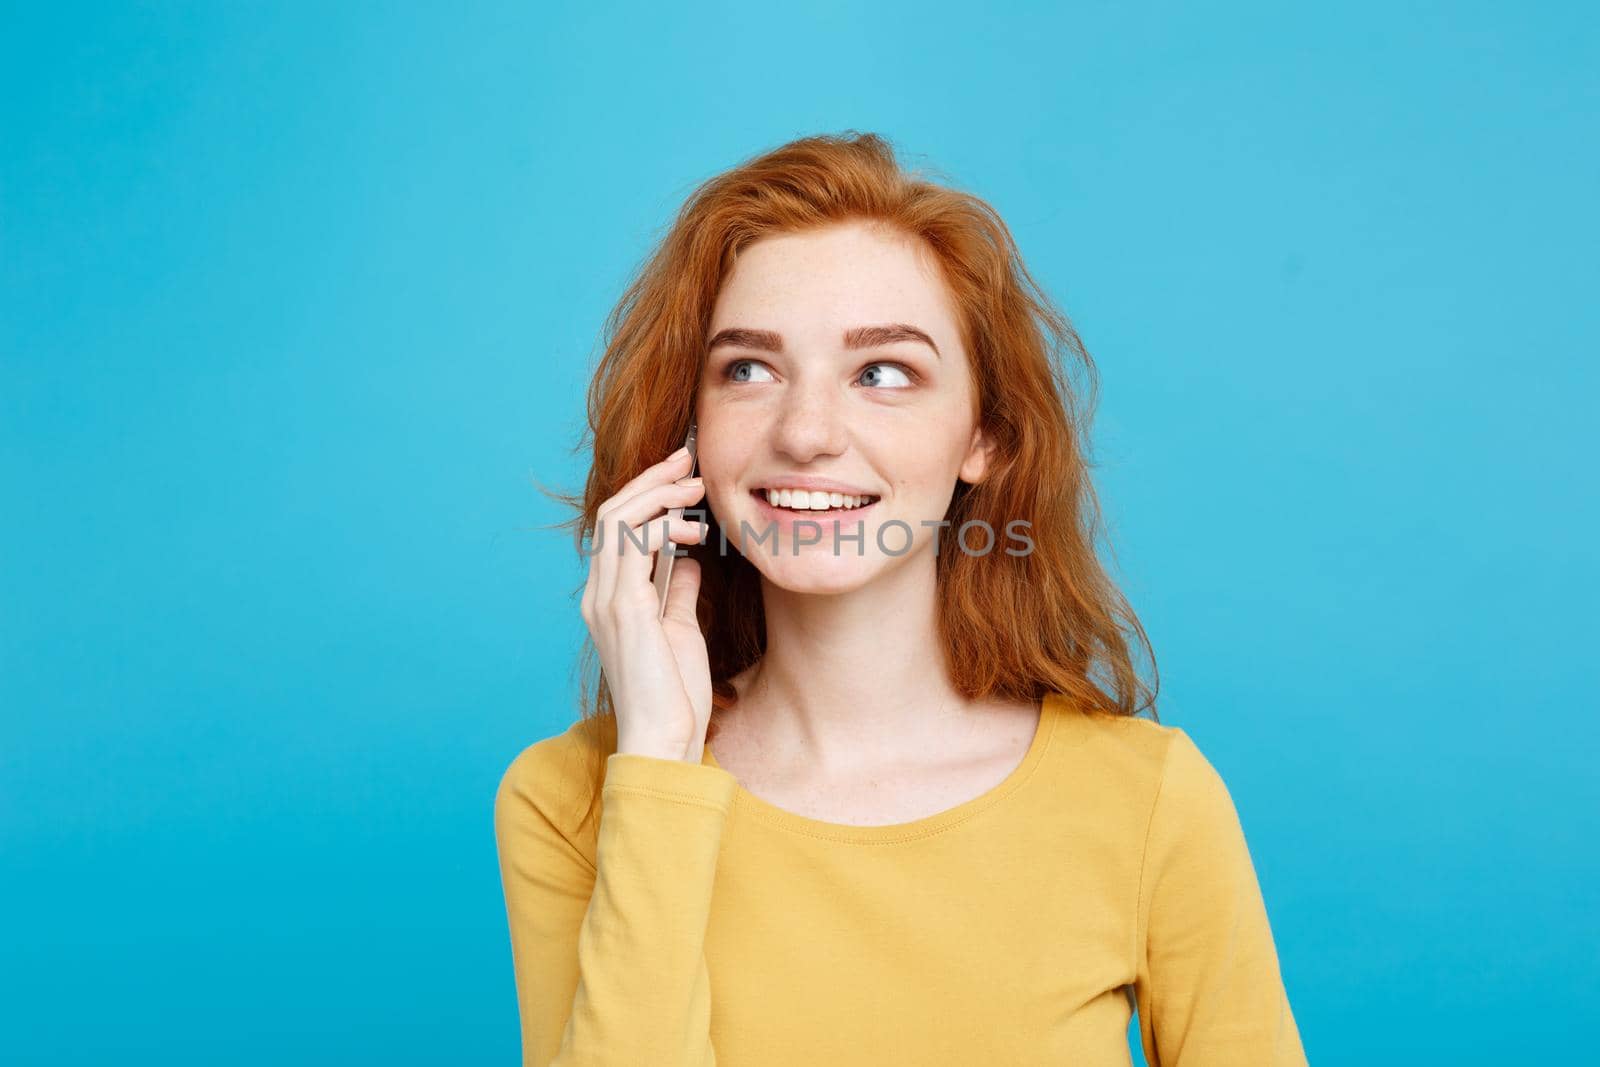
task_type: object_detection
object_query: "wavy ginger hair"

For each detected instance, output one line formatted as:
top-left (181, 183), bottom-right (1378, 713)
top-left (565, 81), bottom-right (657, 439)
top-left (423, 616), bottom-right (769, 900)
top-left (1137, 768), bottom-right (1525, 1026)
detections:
top-left (543, 131), bottom-right (1159, 830)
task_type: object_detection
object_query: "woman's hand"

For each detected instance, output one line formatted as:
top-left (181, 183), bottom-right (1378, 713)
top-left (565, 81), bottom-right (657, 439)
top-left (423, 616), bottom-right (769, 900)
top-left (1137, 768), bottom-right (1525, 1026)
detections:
top-left (580, 445), bottom-right (711, 761)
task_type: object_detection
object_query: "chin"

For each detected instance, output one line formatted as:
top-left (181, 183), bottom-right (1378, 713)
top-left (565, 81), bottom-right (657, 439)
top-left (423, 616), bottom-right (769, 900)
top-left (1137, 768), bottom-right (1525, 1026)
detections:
top-left (721, 512), bottom-right (890, 594)
top-left (755, 555), bottom-right (884, 597)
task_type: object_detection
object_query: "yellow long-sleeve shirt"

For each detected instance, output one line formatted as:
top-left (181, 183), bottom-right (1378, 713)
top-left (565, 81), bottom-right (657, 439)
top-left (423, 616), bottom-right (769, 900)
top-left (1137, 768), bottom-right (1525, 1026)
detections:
top-left (493, 692), bottom-right (1308, 1065)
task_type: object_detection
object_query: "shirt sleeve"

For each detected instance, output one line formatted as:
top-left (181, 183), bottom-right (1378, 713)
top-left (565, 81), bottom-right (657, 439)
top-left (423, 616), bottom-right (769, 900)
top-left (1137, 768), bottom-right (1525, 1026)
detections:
top-left (494, 743), bottom-right (739, 1066)
top-left (1133, 727), bottom-right (1309, 1066)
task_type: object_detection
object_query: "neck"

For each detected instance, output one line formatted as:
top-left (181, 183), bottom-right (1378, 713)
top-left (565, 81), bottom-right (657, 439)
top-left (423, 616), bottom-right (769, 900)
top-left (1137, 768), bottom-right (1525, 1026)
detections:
top-left (731, 548), bottom-right (985, 774)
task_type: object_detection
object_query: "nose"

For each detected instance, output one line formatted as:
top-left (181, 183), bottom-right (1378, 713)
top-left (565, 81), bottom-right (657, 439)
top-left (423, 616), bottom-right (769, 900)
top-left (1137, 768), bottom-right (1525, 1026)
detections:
top-left (770, 377), bottom-right (848, 463)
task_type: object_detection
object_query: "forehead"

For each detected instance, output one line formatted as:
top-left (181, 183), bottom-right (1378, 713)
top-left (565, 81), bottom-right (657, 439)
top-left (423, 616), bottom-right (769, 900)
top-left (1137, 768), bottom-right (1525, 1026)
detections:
top-left (708, 221), bottom-right (962, 347)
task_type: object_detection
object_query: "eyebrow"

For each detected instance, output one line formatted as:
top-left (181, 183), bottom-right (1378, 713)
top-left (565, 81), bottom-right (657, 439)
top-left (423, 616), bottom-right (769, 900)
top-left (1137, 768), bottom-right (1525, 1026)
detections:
top-left (705, 323), bottom-right (941, 360)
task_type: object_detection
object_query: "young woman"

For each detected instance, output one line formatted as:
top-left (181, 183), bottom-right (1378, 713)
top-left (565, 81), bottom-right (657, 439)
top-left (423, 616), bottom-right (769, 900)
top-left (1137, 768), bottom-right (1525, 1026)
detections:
top-left (494, 132), bottom-right (1308, 1066)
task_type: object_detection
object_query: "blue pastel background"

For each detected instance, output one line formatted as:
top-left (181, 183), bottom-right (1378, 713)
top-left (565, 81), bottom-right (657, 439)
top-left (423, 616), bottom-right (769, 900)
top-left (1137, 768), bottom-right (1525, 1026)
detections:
top-left (4, 3), bottom-right (1595, 1063)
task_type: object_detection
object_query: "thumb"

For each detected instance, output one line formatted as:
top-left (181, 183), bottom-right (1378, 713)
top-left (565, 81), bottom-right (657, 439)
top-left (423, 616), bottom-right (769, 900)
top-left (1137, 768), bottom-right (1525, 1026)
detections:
top-left (662, 554), bottom-right (703, 626)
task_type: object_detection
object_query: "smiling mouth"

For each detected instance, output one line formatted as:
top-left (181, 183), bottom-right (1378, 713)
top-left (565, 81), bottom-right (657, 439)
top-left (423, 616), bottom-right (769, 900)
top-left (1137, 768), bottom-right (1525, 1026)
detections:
top-left (750, 488), bottom-right (880, 515)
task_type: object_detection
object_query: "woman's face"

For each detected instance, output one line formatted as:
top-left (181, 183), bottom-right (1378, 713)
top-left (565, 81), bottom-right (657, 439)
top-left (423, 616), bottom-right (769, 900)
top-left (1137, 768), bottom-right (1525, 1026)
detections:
top-left (695, 218), bottom-right (993, 594)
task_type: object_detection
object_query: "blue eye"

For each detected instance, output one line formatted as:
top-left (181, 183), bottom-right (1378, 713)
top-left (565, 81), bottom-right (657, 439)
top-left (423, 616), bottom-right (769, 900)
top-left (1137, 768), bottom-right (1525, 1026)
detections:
top-left (859, 362), bottom-right (914, 388)
top-left (721, 358), bottom-right (915, 387)
top-left (726, 359), bottom-right (776, 383)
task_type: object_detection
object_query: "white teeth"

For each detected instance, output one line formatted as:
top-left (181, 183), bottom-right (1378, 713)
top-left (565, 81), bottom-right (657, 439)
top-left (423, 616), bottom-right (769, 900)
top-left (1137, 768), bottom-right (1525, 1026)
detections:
top-left (763, 488), bottom-right (878, 512)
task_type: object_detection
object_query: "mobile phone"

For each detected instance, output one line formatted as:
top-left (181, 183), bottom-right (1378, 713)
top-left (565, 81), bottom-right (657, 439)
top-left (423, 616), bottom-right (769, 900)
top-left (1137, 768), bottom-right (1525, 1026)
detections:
top-left (651, 418), bottom-right (698, 618)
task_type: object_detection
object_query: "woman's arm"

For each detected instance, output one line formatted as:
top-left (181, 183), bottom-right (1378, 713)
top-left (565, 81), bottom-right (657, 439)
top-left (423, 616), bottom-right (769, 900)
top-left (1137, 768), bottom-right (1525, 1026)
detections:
top-left (494, 742), bottom-right (737, 1066)
top-left (1133, 728), bottom-right (1309, 1066)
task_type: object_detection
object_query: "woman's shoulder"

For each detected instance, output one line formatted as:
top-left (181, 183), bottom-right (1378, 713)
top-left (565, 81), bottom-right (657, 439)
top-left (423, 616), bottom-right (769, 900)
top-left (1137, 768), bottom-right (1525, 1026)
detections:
top-left (1047, 697), bottom-right (1226, 804)
top-left (494, 713), bottom-right (614, 840)
top-left (500, 712), bottom-right (610, 774)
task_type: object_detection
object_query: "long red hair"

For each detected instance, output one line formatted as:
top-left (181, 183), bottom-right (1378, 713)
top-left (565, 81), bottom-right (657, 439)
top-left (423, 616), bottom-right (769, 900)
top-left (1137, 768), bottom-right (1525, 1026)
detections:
top-left (540, 131), bottom-right (1159, 829)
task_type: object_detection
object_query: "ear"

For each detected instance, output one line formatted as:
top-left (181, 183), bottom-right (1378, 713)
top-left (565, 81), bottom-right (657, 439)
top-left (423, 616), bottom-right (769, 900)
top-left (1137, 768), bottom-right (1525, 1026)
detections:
top-left (958, 422), bottom-right (996, 486)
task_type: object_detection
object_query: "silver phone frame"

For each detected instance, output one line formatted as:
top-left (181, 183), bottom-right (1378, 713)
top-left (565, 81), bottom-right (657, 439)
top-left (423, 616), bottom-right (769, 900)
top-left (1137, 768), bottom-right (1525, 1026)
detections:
top-left (651, 419), bottom-right (699, 617)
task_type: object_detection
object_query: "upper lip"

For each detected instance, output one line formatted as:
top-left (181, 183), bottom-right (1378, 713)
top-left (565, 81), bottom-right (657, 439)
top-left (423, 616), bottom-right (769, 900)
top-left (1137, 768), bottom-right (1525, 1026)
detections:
top-left (753, 476), bottom-right (879, 497)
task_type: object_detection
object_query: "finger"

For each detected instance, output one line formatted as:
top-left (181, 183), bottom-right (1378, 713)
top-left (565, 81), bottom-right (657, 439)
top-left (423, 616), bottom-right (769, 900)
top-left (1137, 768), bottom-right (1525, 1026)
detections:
top-left (597, 449), bottom-right (696, 526)
top-left (595, 483), bottom-right (700, 607)
top-left (615, 512), bottom-right (706, 603)
top-left (662, 554), bottom-right (703, 627)
top-left (592, 481), bottom-right (704, 605)
top-left (595, 511), bottom-right (705, 616)
top-left (598, 476), bottom-right (704, 536)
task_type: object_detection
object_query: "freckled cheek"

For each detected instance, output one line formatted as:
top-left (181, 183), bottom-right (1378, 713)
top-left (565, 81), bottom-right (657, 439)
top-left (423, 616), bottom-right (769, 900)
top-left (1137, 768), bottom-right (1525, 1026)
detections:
top-left (886, 436), bottom-right (948, 484)
top-left (691, 453), bottom-right (738, 521)
top-left (886, 461), bottom-right (955, 506)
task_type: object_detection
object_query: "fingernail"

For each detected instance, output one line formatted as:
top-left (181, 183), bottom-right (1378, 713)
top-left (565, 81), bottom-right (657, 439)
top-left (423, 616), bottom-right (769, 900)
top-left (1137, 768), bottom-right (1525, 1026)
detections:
top-left (671, 446), bottom-right (690, 460)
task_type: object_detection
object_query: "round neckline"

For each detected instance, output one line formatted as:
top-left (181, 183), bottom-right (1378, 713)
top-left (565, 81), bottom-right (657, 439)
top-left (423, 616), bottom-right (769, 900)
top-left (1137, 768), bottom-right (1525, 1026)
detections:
top-left (701, 692), bottom-right (1059, 844)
